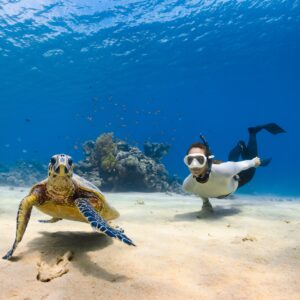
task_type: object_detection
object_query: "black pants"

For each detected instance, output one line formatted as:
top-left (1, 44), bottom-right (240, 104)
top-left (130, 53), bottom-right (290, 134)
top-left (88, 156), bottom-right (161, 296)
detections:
top-left (228, 131), bottom-right (257, 189)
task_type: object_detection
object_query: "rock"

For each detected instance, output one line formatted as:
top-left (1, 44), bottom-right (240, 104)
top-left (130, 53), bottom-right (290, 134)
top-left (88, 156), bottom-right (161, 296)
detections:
top-left (242, 235), bottom-right (257, 242)
top-left (37, 251), bottom-right (73, 282)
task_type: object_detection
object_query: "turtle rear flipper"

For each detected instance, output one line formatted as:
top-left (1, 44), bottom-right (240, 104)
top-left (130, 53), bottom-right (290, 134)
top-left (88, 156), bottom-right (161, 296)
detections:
top-left (38, 217), bottom-right (62, 223)
top-left (75, 198), bottom-right (135, 246)
top-left (3, 194), bottom-right (38, 260)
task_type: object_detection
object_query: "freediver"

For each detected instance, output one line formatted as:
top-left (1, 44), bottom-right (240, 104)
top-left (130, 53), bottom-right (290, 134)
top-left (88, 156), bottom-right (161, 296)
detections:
top-left (182, 123), bottom-right (286, 216)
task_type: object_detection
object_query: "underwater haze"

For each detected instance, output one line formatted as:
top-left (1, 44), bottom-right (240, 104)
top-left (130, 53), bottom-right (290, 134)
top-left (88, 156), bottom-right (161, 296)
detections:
top-left (0, 0), bottom-right (299, 196)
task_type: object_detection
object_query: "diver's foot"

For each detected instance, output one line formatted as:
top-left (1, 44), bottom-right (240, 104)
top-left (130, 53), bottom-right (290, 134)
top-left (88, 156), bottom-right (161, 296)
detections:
top-left (260, 157), bottom-right (272, 166)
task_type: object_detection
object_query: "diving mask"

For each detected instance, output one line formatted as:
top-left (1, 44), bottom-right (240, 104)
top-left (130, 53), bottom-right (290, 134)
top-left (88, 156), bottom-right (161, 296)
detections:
top-left (184, 153), bottom-right (207, 168)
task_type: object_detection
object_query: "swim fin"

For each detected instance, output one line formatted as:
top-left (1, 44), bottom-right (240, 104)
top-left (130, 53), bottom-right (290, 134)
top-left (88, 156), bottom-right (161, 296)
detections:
top-left (263, 123), bottom-right (286, 134)
top-left (248, 123), bottom-right (286, 135)
top-left (260, 157), bottom-right (272, 167)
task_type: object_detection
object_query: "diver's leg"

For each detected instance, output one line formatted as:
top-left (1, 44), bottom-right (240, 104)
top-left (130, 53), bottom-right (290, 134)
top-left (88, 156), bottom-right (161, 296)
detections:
top-left (236, 169), bottom-right (256, 188)
top-left (228, 141), bottom-right (246, 161)
top-left (243, 128), bottom-right (258, 159)
top-left (236, 123), bottom-right (286, 189)
top-left (244, 126), bottom-right (274, 165)
top-left (3, 194), bottom-right (38, 260)
top-left (235, 128), bottom-right (260, 187)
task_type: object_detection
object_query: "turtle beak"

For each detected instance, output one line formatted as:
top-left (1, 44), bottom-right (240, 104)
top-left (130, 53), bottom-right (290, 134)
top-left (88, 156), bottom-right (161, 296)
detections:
top-left (54, 164), bottom-right (69, 176)
top-left (54, 156), bottom-right (71, 176)
top-left (56, 164), bottom-right (68, 176)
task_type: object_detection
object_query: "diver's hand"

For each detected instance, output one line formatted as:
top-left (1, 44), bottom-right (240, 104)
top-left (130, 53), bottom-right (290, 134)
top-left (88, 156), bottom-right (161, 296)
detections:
top-left (253, 157), bottom-right (261, 167)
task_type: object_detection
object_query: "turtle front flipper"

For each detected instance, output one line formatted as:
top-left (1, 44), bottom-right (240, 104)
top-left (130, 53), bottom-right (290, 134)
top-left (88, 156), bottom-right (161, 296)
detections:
top-left (3, 194), bottom-right (39, 260)
top-left (75, 198), bottom-right (135, 246)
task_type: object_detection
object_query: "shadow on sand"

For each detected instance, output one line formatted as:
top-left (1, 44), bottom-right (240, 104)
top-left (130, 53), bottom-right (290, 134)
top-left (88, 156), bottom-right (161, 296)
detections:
top-left (174, 205), bottom-right (241, 221)
top-left (22, 231), bottom-right (129, 282)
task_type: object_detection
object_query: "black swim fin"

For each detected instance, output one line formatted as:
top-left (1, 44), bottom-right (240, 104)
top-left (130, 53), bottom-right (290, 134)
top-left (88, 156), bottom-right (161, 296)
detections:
top-left (260, 157), bottom-right (272, 167)
top-left (248, 123), bottom-right (286, 135)
top-left (263, 123), bottom-right (286, 134)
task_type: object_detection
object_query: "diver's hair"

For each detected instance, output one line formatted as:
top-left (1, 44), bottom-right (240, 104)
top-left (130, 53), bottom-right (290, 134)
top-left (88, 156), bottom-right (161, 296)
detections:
top-left (186, 142), bottom-right (223, 164)
top-left (186, 142), bottom-right (212, 157)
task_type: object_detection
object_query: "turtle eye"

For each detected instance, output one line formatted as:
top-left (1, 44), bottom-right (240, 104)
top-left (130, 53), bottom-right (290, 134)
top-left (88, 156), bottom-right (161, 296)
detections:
top-left (50, 157), bottom-right (56, 165)
top-left (68, 158), bottom-right (73, 166)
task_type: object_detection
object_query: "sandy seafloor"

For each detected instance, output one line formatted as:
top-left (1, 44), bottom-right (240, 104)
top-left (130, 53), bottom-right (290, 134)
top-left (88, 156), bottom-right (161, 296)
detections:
top-left (0, 186), bottom-right (299, 300)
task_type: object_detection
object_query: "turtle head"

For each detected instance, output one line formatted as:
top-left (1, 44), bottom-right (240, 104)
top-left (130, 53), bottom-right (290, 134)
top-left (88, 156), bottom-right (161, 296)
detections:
top-left (48, 154), bottom-right (74, 178)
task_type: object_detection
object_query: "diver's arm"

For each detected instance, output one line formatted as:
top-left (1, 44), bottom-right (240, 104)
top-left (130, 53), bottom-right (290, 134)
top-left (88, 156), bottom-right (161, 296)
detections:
top-left (214, 158), bottom-right (257, 177)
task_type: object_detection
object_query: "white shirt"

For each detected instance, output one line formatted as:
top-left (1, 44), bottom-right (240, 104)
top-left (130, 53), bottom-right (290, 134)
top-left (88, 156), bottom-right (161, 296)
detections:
top-left (183, 159), bottom-right (256, 199)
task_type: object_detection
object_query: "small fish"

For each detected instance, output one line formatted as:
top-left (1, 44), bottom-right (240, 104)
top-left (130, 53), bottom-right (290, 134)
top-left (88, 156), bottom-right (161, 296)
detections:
top-left (22, 149), bottom-right (27, 153)
top-left (25, 118), bottom-right (31, 122)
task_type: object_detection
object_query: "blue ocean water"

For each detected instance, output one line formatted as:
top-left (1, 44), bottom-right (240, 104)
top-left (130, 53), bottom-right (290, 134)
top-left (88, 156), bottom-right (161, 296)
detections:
top-left (0, 0), bottom-right (299, 196)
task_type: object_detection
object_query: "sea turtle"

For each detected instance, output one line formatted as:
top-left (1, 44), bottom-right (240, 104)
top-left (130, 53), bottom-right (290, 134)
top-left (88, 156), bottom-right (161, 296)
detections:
top-left (3, 154), bottom-right (135, 260)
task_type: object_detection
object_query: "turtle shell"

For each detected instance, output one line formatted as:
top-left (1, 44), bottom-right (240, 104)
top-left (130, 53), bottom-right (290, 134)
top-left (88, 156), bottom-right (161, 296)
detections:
top-left (30, 173), bottom-right (119, 222)
top-left (72, 174), bottom-right (105, 200)
top-left (73, 174), bottom-right (120, 220)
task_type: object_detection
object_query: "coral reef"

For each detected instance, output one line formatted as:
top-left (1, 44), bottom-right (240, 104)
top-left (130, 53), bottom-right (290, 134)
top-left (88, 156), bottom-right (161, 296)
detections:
top-left (143, 142), bottom-right (170, 162)
top-left (76, 133), bottom-right (182, 193)
top-left (0, 133), bottom-right (183, 193)
top-left (0, 161), bottom-right (47, 187)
